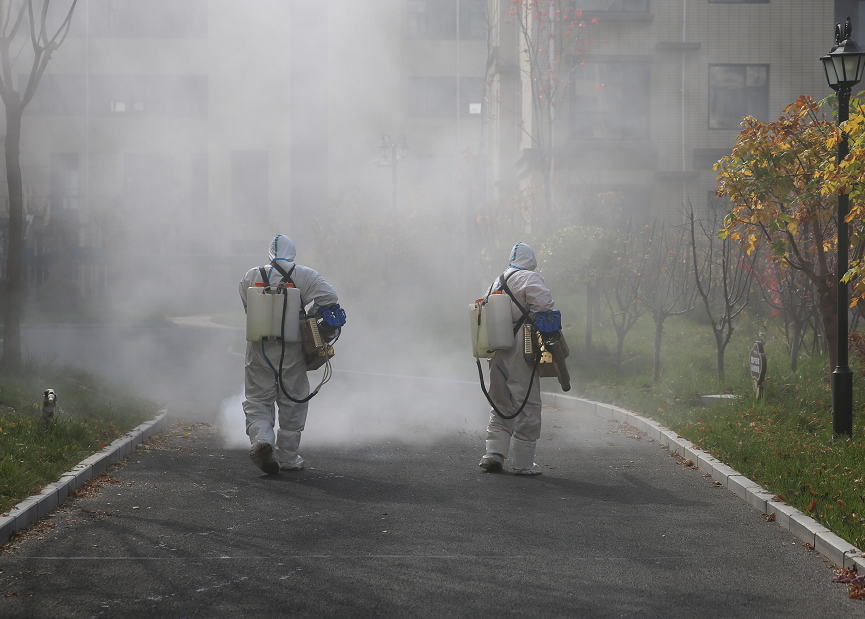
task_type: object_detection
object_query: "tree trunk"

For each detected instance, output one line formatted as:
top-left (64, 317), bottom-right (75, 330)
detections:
top-left (585, 283), bottom-right (593, 352)
top-left (615, 330), bottom-right (625, 375)
top-left (790, 319), bottom-right (802, 372)
top-left (716, 343), bottom-right (726, 385)
top-left (817, 286), bottom-right (838, 373)
top-left (3, 103), bottom-right (23, 373)
top-left (653, 316), bottom-right (664, 383)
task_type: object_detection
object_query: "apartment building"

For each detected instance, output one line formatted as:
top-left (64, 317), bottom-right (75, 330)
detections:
top-left (5, 0), bottom-right (293, 307)
top-left (4, 0), bottom-right (848, 307)
top-left (2, 0), bottom-right (494, 307)
top-left (485, 0), bottom-right (842, 225)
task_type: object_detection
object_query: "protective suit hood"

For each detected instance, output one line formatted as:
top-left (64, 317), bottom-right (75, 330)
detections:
top-left (508, 242), bottom-right (537, 271)
top-left (269, 234), bottom-right (296, 264)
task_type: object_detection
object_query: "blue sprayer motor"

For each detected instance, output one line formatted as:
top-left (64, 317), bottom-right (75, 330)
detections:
top-left (317, 304), bottom-right (346, 329)
top-left (535, 310), bottom-right (561, 334)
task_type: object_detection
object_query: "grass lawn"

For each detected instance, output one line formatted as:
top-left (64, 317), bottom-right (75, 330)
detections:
top-left (0, 359), bottom-right (160, 514)
top-left (555, 292), bottom-right (865, 550)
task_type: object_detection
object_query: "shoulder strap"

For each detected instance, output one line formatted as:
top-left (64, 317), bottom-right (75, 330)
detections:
top-left (258, 266), bottom-right (269, 285)
top-left (271, 261), bottom-right (296, 285)
top-left (498, 269), bottom-right (531, 321)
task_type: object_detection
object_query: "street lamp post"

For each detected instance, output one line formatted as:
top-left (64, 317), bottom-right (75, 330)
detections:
top-left (378, 134), bottom-right (408, 207)
top-left (821, 17), bottom-right (865, 437)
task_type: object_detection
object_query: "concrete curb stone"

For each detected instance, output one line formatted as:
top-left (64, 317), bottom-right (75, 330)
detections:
top-left (767, 501), bottom-right (800, 530)
top-left (0, 411), bottom-right (168, 544)
top-left (848, 555), bottom-right (865, 572)
top-left (542, 391), bottom-right (864, 571)
top-left (789, 512), bottom-right (830, 548)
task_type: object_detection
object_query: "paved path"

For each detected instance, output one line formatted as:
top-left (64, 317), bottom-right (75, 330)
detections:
top-left (1, 401), bottom-right (859, 618)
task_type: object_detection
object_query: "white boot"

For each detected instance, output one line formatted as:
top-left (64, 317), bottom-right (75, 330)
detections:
top-left (249, 440), bottom-right (279, 475)
top-left (275, 429), bottom-right (305, 470)
top-left (511, 438), bottom-right (541, 475)
top-left (479, 453), bottom-right (504, 472)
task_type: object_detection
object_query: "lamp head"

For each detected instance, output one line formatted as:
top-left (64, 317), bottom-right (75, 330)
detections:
top-left (822, 17), bottom-right (865, 91)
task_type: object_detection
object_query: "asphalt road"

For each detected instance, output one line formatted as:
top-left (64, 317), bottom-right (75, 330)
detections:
top-left (0, 323), bottom-right (861, 617)
top-left (1, 410), bottom-right (861, 617)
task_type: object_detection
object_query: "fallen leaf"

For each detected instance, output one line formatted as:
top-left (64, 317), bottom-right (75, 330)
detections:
top-left (808, 499), bottom-right (818, 512)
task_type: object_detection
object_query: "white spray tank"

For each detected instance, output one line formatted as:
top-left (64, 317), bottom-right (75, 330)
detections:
top-left (469, 291), bottom-right (515, 358)
top-left (246, 283), bottom-right (302, 343)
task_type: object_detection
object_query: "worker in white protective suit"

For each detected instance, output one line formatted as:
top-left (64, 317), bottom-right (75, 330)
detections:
top-left (239, 234), bottom-right (339, 474)
top-left (479, 242), bottom-right (554, 475)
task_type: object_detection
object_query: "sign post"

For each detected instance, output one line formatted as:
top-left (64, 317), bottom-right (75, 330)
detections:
top-left (749, 341), bottom-right (767, 399)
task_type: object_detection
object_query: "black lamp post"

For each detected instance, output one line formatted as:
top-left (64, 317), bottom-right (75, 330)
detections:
top-left (821, 17), bottom-right (865, 437)
top-left (378, 134), bottom-right (408, 207)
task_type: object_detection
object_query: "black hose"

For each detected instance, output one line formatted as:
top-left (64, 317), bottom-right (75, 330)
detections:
top-left (476, 343), bottom-right (542, 420)
top-left (275, 287), bottom-right (327, 404)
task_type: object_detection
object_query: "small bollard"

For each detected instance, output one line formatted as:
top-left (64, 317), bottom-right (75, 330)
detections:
top-left (41, 388), bottom-right (57, 426)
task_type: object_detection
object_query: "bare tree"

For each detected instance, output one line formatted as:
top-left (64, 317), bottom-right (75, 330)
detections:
top-left (755, 260), bottom-right (818, 372)
top-left (602, 220), bottom-right (649, 375)
top-left (639, 220), bottom-right (696, 383)
top-left (688, 206), bottom-right (755, 385)
top-left (0, 0), bottom-right (77, 372)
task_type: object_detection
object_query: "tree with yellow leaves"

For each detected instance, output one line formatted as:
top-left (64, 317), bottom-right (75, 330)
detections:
top-left (716, 95), bottom-right (863, 372)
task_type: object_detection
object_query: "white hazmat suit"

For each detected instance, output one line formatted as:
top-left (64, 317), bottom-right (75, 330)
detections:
top-left (239, 235), bottom-right (339, 473)
top-left (480, 242), bottom-right (554, 475)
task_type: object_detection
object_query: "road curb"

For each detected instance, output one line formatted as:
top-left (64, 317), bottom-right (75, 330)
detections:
top-left (0, 411), bottom-right (169, 544)
top-left (542, 391), bottom-right (865, 572)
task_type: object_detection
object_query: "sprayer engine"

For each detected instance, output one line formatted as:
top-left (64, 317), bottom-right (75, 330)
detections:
top-left (523, 310), bottom-right (570, 392)
top-left (300, 304), bottom-right (346, 370)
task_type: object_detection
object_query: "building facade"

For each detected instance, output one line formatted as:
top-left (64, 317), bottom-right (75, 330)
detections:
top-left (0, 0), bottom-right (856, 310)
top-left (484, 0), bottom-right (841, 228)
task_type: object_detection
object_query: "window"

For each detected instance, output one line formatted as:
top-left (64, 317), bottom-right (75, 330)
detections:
top-left (571, 0), bottom-right (650, 10)
top-left (23, 75), bottom-right (85, 116)
top-left (408, 76), bottom-right (484, 117)
top-left (709, 64), bottom-right (768, 129)
top-left (87, 0), bottom-right (207, 38)
top-left (50, 154), bottom-right (79, 211)
top-left (89, 75), bottom-right (207, 116)
top-left (232, 151), bottom-right (269, 221)
top-left (708, 191), bottom-right (733, 214)
top-left (124, 153), bottom-right (180, 219)
top-left (569, 62), bottom-right (651, 140)
top-left (407, 0), bottom-right (486, 40)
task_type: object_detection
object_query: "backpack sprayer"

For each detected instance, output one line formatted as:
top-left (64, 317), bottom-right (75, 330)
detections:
top-left (246, 263), bottom-right (346, 403)
top-left (525, 310), bottom-right (570, 392)
top-left (470, 270), bottom-right (569, 420)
